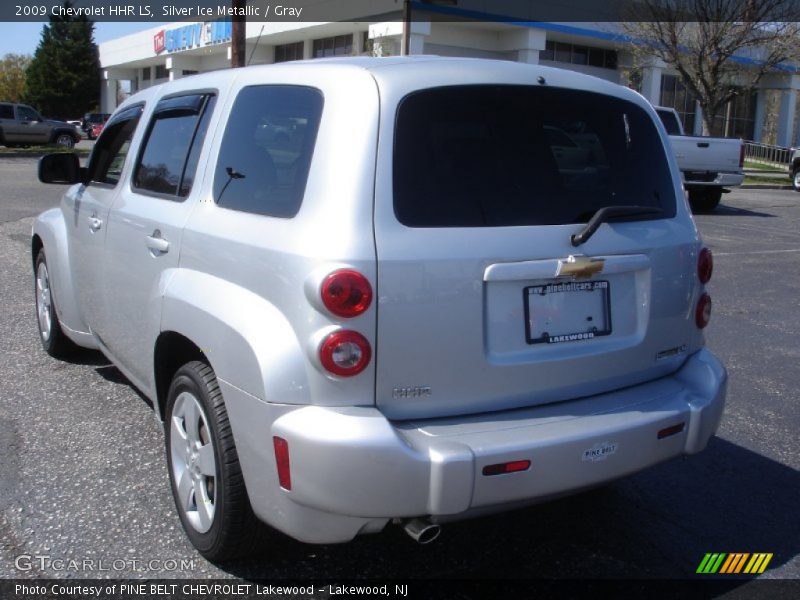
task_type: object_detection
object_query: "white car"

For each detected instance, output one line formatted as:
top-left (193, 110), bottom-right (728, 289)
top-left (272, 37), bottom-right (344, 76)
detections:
top-left (32, 57), bottom-right (726, 560)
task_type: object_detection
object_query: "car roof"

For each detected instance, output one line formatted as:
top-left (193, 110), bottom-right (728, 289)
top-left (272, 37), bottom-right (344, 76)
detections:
top-left (119, 56), bottom-right (648, 114)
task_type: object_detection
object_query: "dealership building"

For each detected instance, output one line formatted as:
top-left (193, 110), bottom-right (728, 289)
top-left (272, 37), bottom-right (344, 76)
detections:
top-left (98, 9), bottom-right (800, 146)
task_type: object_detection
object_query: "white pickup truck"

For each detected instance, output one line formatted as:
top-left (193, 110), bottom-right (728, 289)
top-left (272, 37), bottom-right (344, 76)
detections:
top-left (655, 107), bottom-right (744, 212)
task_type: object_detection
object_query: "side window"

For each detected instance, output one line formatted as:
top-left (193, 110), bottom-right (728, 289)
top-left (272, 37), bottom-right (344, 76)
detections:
top-left (17, 106), bottom-right (39, 121)
top-left (133, 94), bottom-right (216, 200)
top-left (0, 105), bottom-right (13, 119)
top-left (87, 105), bottom-right (144, 186)
top-left (213, 85), bottom-right (323, 218)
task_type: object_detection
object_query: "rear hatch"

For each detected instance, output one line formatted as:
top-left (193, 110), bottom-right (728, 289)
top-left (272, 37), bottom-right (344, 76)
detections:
top-left (374, 84), bottom-right (701, 420)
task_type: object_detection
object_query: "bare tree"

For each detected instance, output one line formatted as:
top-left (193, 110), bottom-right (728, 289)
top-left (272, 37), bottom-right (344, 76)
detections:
top-left (622, 0), bottom-right (800, 135)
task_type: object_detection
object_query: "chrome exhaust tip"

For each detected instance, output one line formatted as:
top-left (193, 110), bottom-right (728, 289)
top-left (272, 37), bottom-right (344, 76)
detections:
top-left (401, 518), bottom-right (441, 544)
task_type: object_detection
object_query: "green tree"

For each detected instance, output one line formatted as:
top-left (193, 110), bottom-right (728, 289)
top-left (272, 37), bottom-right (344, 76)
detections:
top-left (0, 54), bottom-right (31, 102)
top-left (24, 1), bottom-right (100, 119)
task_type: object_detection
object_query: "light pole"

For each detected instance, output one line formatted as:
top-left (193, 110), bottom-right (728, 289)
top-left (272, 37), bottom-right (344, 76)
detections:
top-left (231, 0), bottom-right (246, 68)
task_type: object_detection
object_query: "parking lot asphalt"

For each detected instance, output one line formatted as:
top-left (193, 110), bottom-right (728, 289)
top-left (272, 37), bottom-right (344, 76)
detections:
top-left (0, 159), bottom-right (798, 587)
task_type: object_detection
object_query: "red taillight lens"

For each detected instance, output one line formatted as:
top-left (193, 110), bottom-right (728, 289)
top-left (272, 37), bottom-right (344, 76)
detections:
top-left (319, 330), bottom-right (371, 376)
top-left (696, 293), bottom-right (712, 329)
top-left (698, 248), bottom-right (713, 284)
top-left (321, 270), bottom-right (372, 318)
top-left (273, 436), bottom-right (291, 490)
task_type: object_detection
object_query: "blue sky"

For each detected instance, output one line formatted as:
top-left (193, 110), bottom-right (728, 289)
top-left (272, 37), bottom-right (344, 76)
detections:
top-left (0, 22), bottom-right (168, 57)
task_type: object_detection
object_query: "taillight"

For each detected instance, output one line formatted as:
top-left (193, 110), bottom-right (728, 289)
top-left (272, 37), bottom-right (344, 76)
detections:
top-left (320, 269), bottom-right (372, 318)
top-left (698, 247), bottom-right (713, 283)
top-left (273, 436), bottom-right (291, 490)
top-left (319, 330), bottom-right (371, 376)
top-left (696, 293), bottom-right (712, 329)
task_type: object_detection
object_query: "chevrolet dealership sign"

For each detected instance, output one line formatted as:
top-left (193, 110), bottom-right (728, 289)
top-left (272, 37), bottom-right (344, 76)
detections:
top-left (154, 21), bottom-right (233, 54)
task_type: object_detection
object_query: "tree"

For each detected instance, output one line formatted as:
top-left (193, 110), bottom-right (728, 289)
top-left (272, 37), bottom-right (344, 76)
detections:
top-left (0, 54), bottom-right (31, 102)
top-left (23, 1), bottom-right (100, 119)
top-left (622, 0), bottom-right (800, 135)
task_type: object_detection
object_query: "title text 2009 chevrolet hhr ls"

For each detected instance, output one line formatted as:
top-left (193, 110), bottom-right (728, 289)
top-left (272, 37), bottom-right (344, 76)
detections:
top-left (32, 57), bottom-right (726, 559)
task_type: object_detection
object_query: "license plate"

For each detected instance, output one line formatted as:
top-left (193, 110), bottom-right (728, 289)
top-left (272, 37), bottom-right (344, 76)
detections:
top-left (524, 280), bottom-right (611, 344)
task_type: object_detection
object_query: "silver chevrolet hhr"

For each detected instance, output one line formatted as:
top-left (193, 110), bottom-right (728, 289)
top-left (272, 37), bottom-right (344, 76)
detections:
top-left (33, 57), bottom-right (726, 560)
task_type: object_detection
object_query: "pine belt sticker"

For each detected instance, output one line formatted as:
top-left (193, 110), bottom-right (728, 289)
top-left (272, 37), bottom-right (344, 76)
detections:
top-left (582, 441), bottom-right (618, 462)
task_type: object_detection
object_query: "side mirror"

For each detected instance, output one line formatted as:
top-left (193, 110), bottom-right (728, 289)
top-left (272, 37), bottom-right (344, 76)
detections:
top-left (38, 153), bottom-right (86, 185)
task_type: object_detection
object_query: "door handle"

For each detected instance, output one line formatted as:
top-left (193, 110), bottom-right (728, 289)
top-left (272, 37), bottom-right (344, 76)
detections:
top-left (145, 231), bottom-right (170, 253)
top-left (88, 216), bottom-right (103, 231)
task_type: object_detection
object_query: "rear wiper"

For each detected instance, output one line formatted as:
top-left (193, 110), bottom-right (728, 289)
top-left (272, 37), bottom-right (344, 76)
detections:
top-left (571, 205), bottom-right (663, 247)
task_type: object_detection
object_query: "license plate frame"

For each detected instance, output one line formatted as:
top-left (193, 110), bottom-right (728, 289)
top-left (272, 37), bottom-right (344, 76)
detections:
top-left (524, 280), bottom-right (612, 345)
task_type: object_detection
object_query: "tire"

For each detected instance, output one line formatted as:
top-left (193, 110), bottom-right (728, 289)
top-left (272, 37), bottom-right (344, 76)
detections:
top-left (792, 168), bottom-right (800, 192)
top-left (688, 188), bottom-right (721, 213)
top-left (165, 361), bottom-right (265, 561)
top-left (53, 133), bottom-right (75, 149)
top-left (34, 250), bottom-right (77, 358)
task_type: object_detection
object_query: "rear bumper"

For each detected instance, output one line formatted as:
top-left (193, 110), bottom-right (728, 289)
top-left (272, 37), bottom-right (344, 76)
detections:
top-left (225, 348), bottom-right (726, 543)
top-left (684, 171), bottom-right (744, 188)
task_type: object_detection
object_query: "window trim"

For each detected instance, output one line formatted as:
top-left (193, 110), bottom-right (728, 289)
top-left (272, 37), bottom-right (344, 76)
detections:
top-left (130, 91), bottom-right (216, 202)
top-left (86, 103), bottom-right (145, 189)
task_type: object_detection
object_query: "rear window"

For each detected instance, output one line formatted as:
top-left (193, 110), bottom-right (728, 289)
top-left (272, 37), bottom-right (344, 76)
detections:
top-left (657, 109), bottom-right (682, 135)
top-left (393, 85), bottom-right (676, 227)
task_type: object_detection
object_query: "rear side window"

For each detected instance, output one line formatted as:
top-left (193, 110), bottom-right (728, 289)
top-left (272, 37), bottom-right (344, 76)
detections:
top-left (0, 105), bottom-right (13, 119)
top-left (133, 94), bottom-right (216, 199)
top-left (213, 85), bottom-right (323, 218)
top-left (87, 104), bottom-right (143, 186)
top-left (394, 85), bottom-right (676, 227)
top-left (657, 110), bottom-right (682, 135)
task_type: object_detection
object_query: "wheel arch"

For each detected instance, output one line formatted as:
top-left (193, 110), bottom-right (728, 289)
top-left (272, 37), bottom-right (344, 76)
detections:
top-left (31, 209), bottom-right (92, 341)
top-left (159, 270), bottom-right (312, 418)
top-left (153, 331), bottom-right (207, 421)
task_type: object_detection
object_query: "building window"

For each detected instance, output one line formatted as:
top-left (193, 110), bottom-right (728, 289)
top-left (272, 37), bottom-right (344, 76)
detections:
top-left (275, 41), bottom-right (304, 63)
top-left (154, 65), bottom-right (169, 80)
top-left (540, 40), bottom-right (617, 70)
top-left (312, 34), bottom-right (353, 58)
top-left (142, 68), bottom-right (150, 81)
top-left (660, 74), bottom-right (697, 135)
top-left (711, 90), bottom-right (757, 140)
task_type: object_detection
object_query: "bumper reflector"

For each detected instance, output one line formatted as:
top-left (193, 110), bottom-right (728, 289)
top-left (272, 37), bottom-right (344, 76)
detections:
top-left (482, 460), bottom-right (531, 476)
top-left (273, 436), bottom-right (291, 490)
top-left (657, 423), bottom-right (686, 439)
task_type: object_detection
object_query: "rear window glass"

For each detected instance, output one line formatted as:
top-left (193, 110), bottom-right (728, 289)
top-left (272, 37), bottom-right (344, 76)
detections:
top-left (657, 109), bottom-right (682, 135)
top-left (394, 85), bottom-right (676, 227)
top-left (213, 85), bottom-right (323, 218)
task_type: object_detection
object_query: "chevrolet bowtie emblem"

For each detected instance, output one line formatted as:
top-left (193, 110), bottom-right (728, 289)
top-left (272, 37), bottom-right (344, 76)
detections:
top-left (556, 255), bottom-right (605, 279)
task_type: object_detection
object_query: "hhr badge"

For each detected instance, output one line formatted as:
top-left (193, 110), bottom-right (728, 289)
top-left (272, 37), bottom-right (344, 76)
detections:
top-left (582, 441), bottom-right (618, 462)
top-left (392, 386), bottom-right (432, 400)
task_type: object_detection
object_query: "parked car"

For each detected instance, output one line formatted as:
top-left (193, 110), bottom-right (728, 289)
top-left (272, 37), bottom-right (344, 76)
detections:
top-left (33, 57), bottom-right (726, 560)
top-left (0, 102), bottom-right (81, 149)
top-left (89, 121), bottom-right (105, 139)
top-left (81, 112), bottom-right (110, 139)
top-left (788, 148), bottom-right (800, 191)
top-left (655, 106), bottom-right (744, 212)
